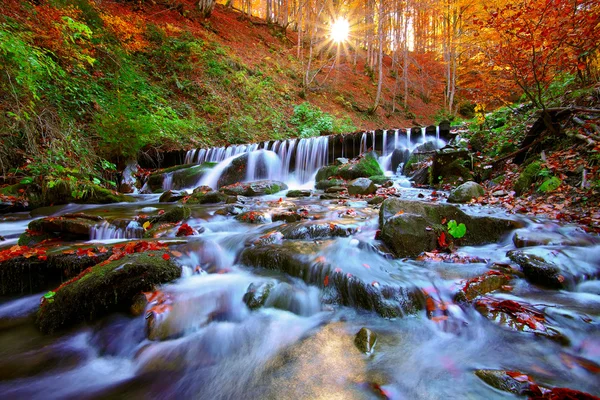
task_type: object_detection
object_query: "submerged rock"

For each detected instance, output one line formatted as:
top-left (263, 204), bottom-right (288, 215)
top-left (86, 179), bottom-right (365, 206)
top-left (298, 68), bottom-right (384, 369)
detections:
top-left (276, 221), bottom-right (359, 240)
top-left (220, 180), bottom-right (288, 197)
top-left (348, 178), bottom-right (376, 196)
top-left (159, 190), bottom-right (185, 203)
top-left (512, 229), bottom-right (598, 248)
top-left (354, 327), bottom-right (377, 354)
top-left (474, 370), bottom-right (529, 395)
top-left (186, 190), bottom-right (226, 205)
top-left (379, 199), bottom-right (520, 257)
top-left (507, 250), bottom-right (566, 289)
top-left (243, 282), bottom-right (275, 310)
top-left (454, 271), bottom-right (512, 302)
top-left (36, 253), bottom-right (181, 334)
top-left (287, 190), bottom-right (312, 198)
top-left (316, 179), bottom-right (346, 190)
top-left (447, 181), bottom-right (484, 203)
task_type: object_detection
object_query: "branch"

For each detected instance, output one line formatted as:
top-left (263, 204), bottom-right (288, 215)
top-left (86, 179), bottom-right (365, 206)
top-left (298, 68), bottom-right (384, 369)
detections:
top-left (493, 136), bottom-right (545, 166)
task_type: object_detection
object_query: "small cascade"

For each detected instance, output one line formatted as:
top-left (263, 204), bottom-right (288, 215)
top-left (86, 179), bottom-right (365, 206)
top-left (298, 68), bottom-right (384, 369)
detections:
top-left (121, 163), bottom-right (139, 194)
top-left (359, 133), bottom-right (367, 154)
top-left (371, 131), bottom-right (376, 152)
top-left (294, 136), bottom-right (329, 184)
top-left (163, 172), bottom-right (174, 191)
top-left (197, 154), bottom-right (242, 189)
top-left (382, 130), bottom-right (388, 155)
top-left (90, 221), bottom-right (143, 240)
top-left (245, 150), bottom-right (283, 182)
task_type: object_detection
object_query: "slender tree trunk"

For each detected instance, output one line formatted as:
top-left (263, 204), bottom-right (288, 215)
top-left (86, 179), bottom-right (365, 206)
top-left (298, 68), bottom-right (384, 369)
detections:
top-left (373, 0), bottom-right (385, 111)
top-left (198, 0), bottom-right (215, 17)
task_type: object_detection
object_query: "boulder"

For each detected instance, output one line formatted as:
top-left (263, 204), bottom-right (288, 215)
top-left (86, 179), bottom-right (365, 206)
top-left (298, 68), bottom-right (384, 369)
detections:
top-left (348, 178), bottom-right (376, 196)
top-left (28, 213), bottom-right (104, 239)
top-left (36, 253), bottom-right (181, 333)
top-left (186, 190), bottom-right (226, 205)
top-left (0, 248), bottom-right (112, 296)
top-left (325, 186), bottom-right (347, 194)
top-left (214, 204), bottom-right (249, 216)
top-left (447, 181), bottom-right (485, 203)
top-left (159, 190), bottom-right (185, 203)
top-left (507, 250), bottom-right (566, 289)
top-left (142, 206), bottom-right (190, 225)
top-left (217, 153), bottom-right (276, 188)
top-left (240, 241), bottom-right (423, 318)
top-left (391, 149), bottom-right (410, 173)
top-left (379, 199), bottom-right (520, 258)
top-left (514, 161), bottom-right (541, 196)
top-left (316, 152), bottom-right (383, 182)
top-left (220, 180), bottom-right (288, 197)
top-left (235, 211), bottom-right (271, 224)
top-left (146, 163), bottom-right (215, 192)
top-left (276, 221), bottom-right (359, 240)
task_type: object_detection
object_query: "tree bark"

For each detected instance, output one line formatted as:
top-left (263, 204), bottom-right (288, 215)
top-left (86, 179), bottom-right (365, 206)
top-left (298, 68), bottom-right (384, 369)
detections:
top-left (198, 0), bottom-right (215, 18)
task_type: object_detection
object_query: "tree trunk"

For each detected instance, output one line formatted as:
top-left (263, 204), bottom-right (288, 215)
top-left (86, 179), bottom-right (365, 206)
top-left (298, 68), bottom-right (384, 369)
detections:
top-left (373, 0), bottom-right (385, 112)
top-left (198, 0), bottom-right (215, 18)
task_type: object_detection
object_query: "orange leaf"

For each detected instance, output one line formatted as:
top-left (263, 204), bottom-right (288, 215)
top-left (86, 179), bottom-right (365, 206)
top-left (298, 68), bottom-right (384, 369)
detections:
top-left (324, 275), bottom-right (329, 286)
top-left (171, 250), bottom-right (183, 258)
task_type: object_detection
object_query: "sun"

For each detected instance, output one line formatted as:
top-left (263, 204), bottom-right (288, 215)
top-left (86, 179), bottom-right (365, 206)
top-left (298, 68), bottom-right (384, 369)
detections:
top-left (331, 18), bottom-right (350, 43)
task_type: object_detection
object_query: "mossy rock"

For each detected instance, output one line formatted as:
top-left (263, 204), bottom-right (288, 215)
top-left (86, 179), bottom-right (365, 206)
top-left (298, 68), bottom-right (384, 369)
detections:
top-left (28, 214), bottom-right (105, 239)
top-left (430, 149), bottom-right (471, 185)
top-left (369, 175), bottom-right (391, 185)
top-left (17, 231), bottom-right (58, 247)
top-left (0, 183), bottom-right (27, 196)
top-left (34, 181), bottom-right (133, 207)
top-left (379, 199), bottom-right (521, 258)
top-left (315, 152), bottom-right (383, 182)
top-left (220, 181), bottom-right (288, 197)
top-left (243, 282), bottom-right (275, 310)
top-left (36, 253), bottom-right (181, 334)
top-left (0, 250), bottom-right (112, 296)
top-left (514, 161), bottom-right (542, 196)
top-left (147, 163), bottom-right (215, 192)
top-left (315, 179), bottom-right (346, 190)
top-left (447, 181), bottom-right (485, 203)
top-left (185, 190), bottom-right (226, 205)
top-left (286, 190), bottom-right (312, 198)
top-left (143, 206), bottom-right (191, 225)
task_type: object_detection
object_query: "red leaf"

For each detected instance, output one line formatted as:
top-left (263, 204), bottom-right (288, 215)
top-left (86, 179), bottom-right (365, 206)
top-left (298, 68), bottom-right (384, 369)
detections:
top-left (438, 232), bottom-right (448, 248)
top-left (162, 253), bottom-right (170, 260)
top-left (324, 275), bottom-right (329, 286)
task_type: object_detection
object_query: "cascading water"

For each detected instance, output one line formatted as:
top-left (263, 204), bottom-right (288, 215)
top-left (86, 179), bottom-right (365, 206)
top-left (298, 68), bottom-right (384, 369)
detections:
top-left (245, 150), bottom-right (283, 182)
top-left (293, 136), bottom-right (329, 184)
top-left (90, 221), bottom-right (144, 240)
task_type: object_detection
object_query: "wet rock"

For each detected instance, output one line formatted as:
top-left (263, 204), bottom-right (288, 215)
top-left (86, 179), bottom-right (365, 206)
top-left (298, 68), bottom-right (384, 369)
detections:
top-left (272, 211), bottom-right (304, 223)
top-left (17, 230), bottom-right (59, 247)
top-left (159, 190), bottom-right (185, 203)
top-left (316, 152), bottom-right (383, 182)
top-left (474, 370), bottom-right (529, 394)
top-left (36, 253), bottom-right (181, 334)
top-left (220, 180), bottom-right (288, 197)
top-left (320, 193), bottom-right (349, 200)
top-left (131, 293), bottom-right (149, 317)
top-left (28, 213), bottom-right (104, 239)
top-left (235, 211), bottom-right (271, 224)
top-left (217, 153), bottom-right (264, 188)
top-left (316, 179), bottom-right (346, 190)
top-left (277, 221), bottom-right (359, 240)
top-left (335, 157), bottom-right (349, 165)
top-left (243, 282), bottom-right (274, 310)
top-left (475, 298), bottom-right (569, 345)
top-left (447, 181), bottom-right (484, 203)
top-left (369, 175), bottom-right (392, 186)
top-left (507, 250), bottom-right (566, 289)
top-left (215, 204), bottom-right (249, 216)
top-left (147, 163), bottom-right (214, 192)
top-left (391, 148), bottom-right (411, 173)
top-left (354, 327), bottom-right (377, 354)
top-left (252, 231), bottom-right (284, 246)
top-left (512, 229), bottom-right (598, 248)
top-left (240, 242), bottom-right (423, 318)
top-left (142, 206), bottom-right (191, 225)
top-left (186, 190), bottom-right (226, 205)
top-left (287, 190), bottom-right (312, 198)
top-left (325, 186), bottom-right (347, 193)
top-left (367, 196), bottom-right (386, 205)
top-left (348, 178), bottom-right (377, 196)
top-left (454, 271), bottom-right (512, 302)
top-left (0, 249), bottom-right (113, 296)
top-left (379, 199), bottom-right (520, 258)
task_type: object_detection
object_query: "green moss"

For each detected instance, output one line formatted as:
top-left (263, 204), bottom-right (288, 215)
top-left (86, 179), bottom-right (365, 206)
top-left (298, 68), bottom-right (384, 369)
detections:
top-left (315, 179), bottom-right (346, 190)
top-left (17, 231), bottom-right (57, 247)
top-left (146, 206), bottom-right (191, 224)
top-left (185, 191), bottom-right (225, 205)
top-left (514, 161), bottom-right (542, 196)
top-left (36, 253), bottom-right (180, 333)
top-left (316, 153), bottom-right (383, 182)
top-left (369, 175), bottom-right (391, 185)
top-left (265, 184), bottom-right (281, 194)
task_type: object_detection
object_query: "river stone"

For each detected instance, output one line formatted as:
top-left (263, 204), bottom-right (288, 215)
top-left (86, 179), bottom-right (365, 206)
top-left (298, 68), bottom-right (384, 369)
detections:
top-left (159, 190), bottom-right (185, 203)
top-left (348, 178), bottom-right (376, 196)
top-left (454, 272), bottom-right (512, 302)
top-left (316, 152), bottom-right (383, 182)
top-left (142, 206), bottom-right (191, 225)
top-left (512, 229), bottom-right (598, 248)
top-left (36, 253), bottom-right (181, 334)
top-left (240, 242), bottom-right (423, 318)
top-left (272, 211), bottom-right (304, 223)
top-left (276, 221), bottom-right (359, 240)
top-left (320, 193), bottom-right (349, 200)
top-left (316, 179), bottom-right (346, 190)
top-left (354, 327), bottom-right (377, 354)
top-left (368, 196), bottom-right (386, 205)
top-left (335, 157), bottom-right (349, 165)
top-left (325, 186), bottom-right (347, 194)
top-left (430, 148), bottom-right (471, 184)
top-left (507, 250), bottom-right (566, 289)
top-left (287, 190), bottom-right (312, 198)
top-left (474, 370), bottom-right (528, 394)
top-left (243, 282), bottom-right (275, 310)
top-left (215, 204), bottom-right (249, 216)
top-left (235, 211), bottom-right (271, 224)
top-left (186, 190), bottom-right (226, 205)
top-left (220, 180), bottom-right (288, 197)
top-left (379, 199), bottom-right (520, 258)
top-left (28, 213), bottom-right (104, 239)
top-left (447, 181), bottom-right (484, 203)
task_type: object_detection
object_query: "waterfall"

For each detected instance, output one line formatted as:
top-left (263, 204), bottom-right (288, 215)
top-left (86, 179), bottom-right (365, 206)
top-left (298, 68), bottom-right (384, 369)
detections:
top-left (90, 221), bottom-right (143, 240)
top-left (382, 130), bottom-right (388, 155)
top-left (294, 136), bottom-right (329, 184)
top-left (163, 172), bottom-right (174, 191)
top-left (245, 150), bottom-right (283, 182)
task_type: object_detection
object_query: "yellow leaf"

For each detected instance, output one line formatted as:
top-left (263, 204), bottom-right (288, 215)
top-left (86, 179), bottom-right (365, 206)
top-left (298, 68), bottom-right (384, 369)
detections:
top-left (143, 221), bottom-right (151, 230)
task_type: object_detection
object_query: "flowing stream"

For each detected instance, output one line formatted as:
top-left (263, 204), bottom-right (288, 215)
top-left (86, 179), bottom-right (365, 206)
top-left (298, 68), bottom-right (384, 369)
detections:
top-left (0, 131), bottom-right (599, 399)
